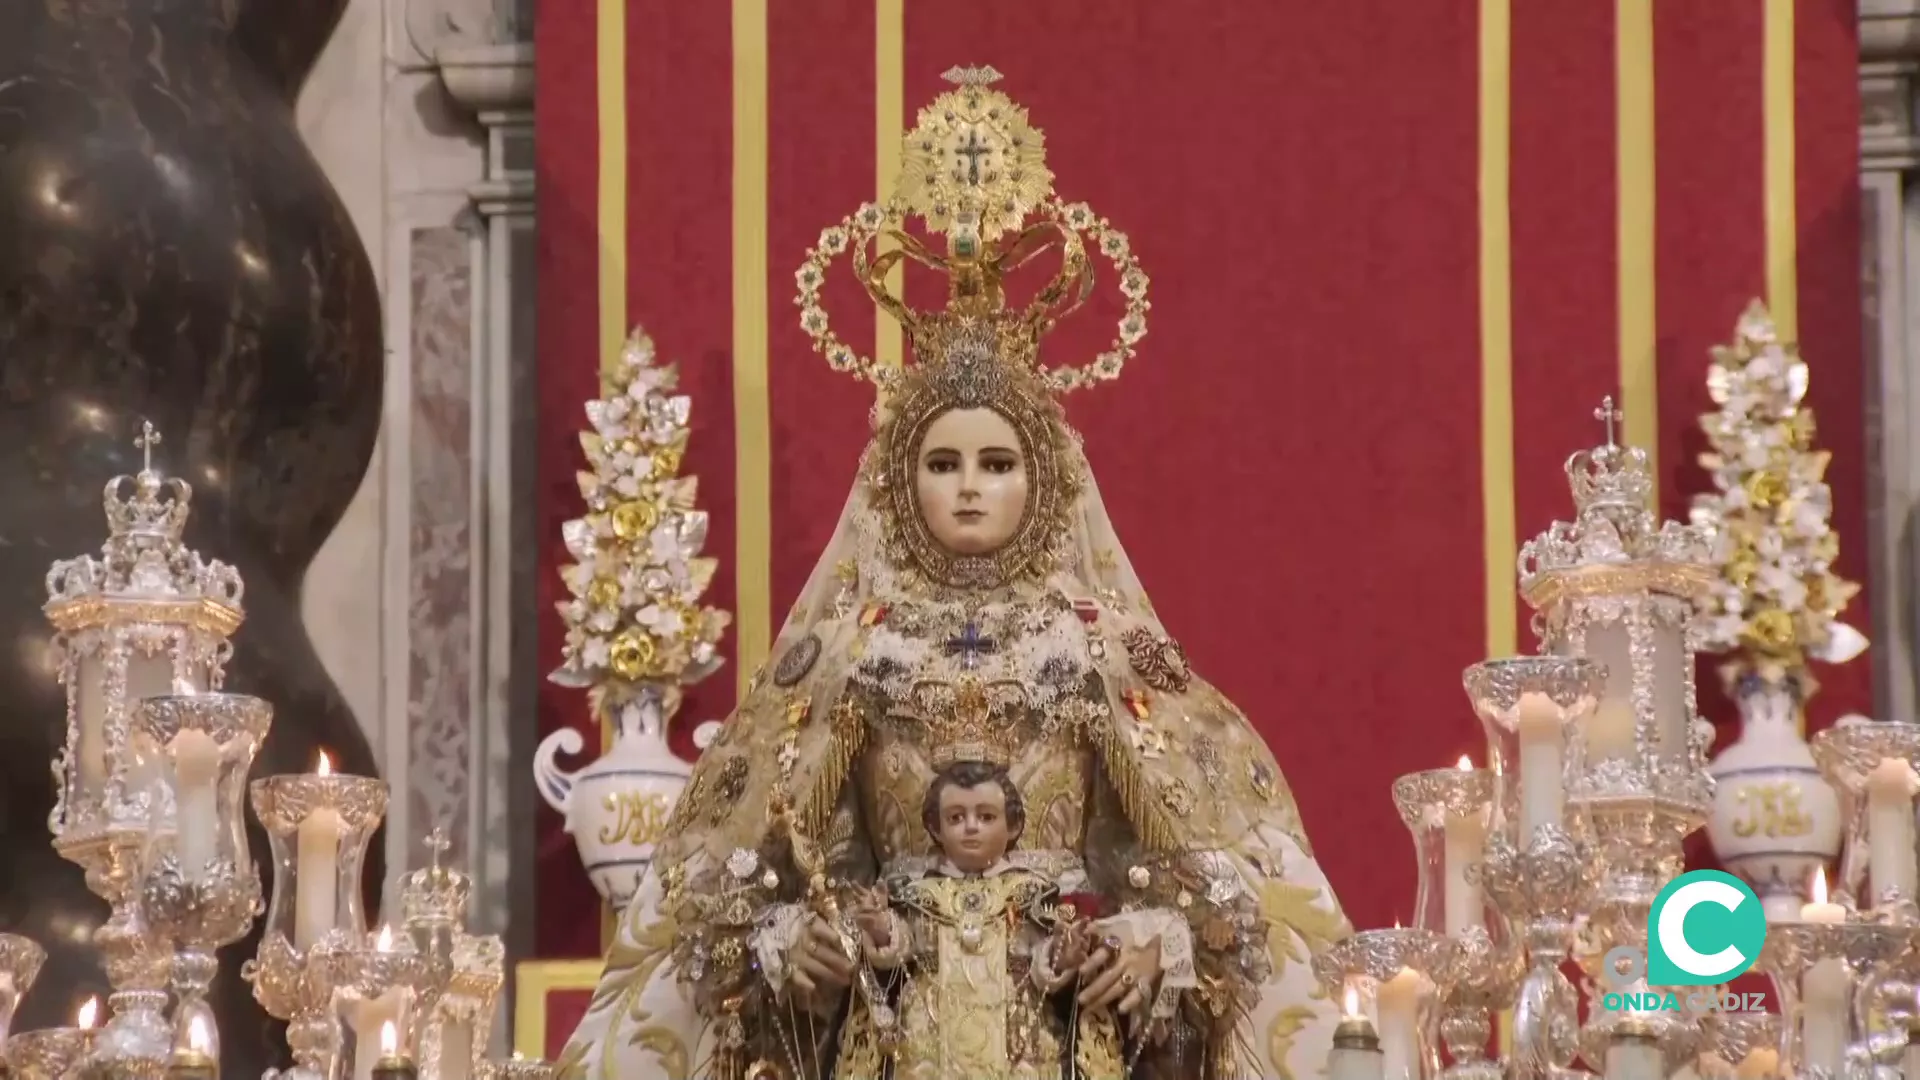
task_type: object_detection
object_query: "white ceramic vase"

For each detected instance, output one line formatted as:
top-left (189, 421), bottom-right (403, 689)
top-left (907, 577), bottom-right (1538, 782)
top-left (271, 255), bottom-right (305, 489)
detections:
top-left (1705, 671), bottom-right (1843, 922)
top-left (532, 686), bottom-right (719, 911)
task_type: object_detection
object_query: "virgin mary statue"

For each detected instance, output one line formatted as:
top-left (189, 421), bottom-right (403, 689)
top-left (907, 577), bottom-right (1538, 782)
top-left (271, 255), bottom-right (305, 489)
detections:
top-left (559, 67), bottom-right (1350, 1080)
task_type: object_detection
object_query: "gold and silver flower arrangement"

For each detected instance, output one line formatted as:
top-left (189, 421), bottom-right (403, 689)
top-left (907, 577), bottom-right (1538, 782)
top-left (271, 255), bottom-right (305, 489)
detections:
top-left (1690, 299), bottom-right (1866, 675)
top-left (551, 328), bottom-right (730, 714)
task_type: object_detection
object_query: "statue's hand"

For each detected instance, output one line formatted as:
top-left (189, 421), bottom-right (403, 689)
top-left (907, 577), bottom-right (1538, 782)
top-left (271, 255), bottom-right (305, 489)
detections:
top-left (785, 915), bottom-right (854, 1000)
top-left (1077, 933), bottom-right (1163, 1017)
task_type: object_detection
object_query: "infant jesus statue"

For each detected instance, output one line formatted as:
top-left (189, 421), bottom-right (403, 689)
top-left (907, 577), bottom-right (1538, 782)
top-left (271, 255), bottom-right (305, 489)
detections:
top-left (832, 755), bottom-right (1127, 1080)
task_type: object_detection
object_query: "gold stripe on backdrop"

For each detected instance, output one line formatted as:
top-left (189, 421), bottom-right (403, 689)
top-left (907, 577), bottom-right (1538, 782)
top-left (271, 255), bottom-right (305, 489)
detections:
top-left (875, 0), bottom-right (905, 373)
top-left (1480, 0), bottom-right (1518, 1051)
top-left (1480, 0), bottom-right (1516, 662)
top-left (1617, 0), bottom-right (1658, 486)
top-left (595, 0), bottom-right (627, 946)
top-left (1764, 0), bottom-right (1798, 341)
top-left (597, 0), bottom-right (627, 385)
top-left (734, 0), bottom-right (773, 696)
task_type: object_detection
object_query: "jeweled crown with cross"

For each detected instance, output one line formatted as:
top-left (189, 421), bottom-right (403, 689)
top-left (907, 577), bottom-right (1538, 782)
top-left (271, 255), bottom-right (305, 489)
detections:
top-left (1566, 396), bottom-right (1654, 514)
top-left (919, 676), bottom-right (1022, 769)
top-left (794, 66), bottom-right (1151, 398)
top-left (105, 421), bottom-right (193, 542)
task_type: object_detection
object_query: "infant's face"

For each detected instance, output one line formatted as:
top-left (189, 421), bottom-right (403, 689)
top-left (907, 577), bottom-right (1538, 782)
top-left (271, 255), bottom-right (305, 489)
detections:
top-left (935, 781), bottom-right (1012, 873)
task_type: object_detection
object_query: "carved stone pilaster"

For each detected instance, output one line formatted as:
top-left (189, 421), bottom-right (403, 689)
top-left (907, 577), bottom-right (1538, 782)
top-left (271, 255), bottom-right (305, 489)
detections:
top-left (1861, 0), bottom-right (1920, 722)
top-left (433, 38), bottom-right (537, 983)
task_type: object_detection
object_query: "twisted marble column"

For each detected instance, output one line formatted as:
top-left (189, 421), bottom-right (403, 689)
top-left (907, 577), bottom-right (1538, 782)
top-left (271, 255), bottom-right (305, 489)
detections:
top-left (0, 2), bottom-right (384, 1074)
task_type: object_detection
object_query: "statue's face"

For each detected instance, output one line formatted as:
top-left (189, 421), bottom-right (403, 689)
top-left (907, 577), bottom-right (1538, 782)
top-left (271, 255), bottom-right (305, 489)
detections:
top-left (914, 407), bottom-right (1029, 556)
top-left (935, 781), bottom-right (1013, 873)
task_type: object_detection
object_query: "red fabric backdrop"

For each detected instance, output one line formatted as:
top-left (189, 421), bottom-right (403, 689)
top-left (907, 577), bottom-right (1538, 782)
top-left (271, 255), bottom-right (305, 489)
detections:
top-left (533, 0), bottom-right (1869, 959)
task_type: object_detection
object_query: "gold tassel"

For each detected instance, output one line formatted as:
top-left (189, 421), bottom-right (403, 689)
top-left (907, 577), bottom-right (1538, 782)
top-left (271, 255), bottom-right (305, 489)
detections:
top-left (1087, 718), bottom-right (1177, 852)
top-left (799, 698), bottom-right (870, 841)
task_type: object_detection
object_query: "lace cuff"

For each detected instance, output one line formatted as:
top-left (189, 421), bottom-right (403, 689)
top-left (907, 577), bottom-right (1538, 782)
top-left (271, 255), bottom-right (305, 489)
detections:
top-left (867, 911), bottom-right (912, 970)
top-left (748, 903), bottom-right (809, 993)
top-left (1098, 908), bottom-right (1196, 1020)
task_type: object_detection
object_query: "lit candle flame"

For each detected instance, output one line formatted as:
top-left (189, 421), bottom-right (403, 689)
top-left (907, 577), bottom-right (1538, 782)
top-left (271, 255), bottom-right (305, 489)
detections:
top-left (316, 750), bottom-right (332, 777)
top-left (1456, 755), bottom-right (1472, 771)
top-left (1811, 866), bottom-right (1829, 905)
top-left (76, 997), bottom-right (98, 1030)
top-left (1343, 985), bottom-right (1361, 1019)
top-left (380, 1020), bottom-right (397, 1057)
top-left (511, 1052), bottom-right (525, 1062)
top-left (187, 1015), bottom-right (212, 1055)
top-left (376, 925), bottom-right (394, 952)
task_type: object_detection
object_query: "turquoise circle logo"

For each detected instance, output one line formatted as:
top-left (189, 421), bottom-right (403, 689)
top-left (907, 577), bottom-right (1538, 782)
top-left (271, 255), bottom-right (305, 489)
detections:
top-left (1646, 870), bottom-right (1767, 986)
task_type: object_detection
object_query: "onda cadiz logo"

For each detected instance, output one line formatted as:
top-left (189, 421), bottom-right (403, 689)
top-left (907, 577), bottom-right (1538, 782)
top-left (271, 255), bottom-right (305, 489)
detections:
top-left (1647, 870), bottom-right (1766, 985)
top-left (1598, 870), bottom-right (1769, 1014)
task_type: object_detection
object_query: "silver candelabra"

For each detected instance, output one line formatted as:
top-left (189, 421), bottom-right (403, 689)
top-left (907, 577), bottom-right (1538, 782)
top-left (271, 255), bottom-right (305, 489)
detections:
top-left (0, 425), bottom-right (530, 1080)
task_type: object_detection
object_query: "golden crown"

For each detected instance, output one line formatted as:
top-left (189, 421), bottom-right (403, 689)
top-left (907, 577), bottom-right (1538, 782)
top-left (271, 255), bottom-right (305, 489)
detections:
top-left (915, 676), bottom-right (1025, 769)
top-left (795, 66), bottom-right (1150, 395)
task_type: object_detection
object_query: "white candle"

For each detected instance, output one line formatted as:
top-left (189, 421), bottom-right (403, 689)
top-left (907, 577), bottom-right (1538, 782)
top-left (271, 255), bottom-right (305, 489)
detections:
top-left (1374, 968), bottom-right (1424, 1080)
top-left (74, 657), bottom-right (108, 793)
top-left (1735, 1047), bottom-right (1779, 1080)
top-left (437, 1017), bottom-right (474, 1080)
top-left (171, 728), bottom-right (221, 882)
top-left (1865, 756), bottom-right (1919, 904)
top-left (1604, 1035), bottom-right (1663, 1080)
top-left (1328, 988), bottom-right (1385, 1080)
top-left (350, 996), bottom-right (406, 1080)
top-left (1800, 869), bottom-right (1849, 1077)
top-left (294, 752), bottom-right (344, 950)
top-left (1515, 692), bottom-right (1565, 843)
top-left (349, 934), bottom-right (406, 1080)
top-left (1583, 622), bottom-right (1639, 761)
top-left (1443, 756), bottom-right (1487, 936)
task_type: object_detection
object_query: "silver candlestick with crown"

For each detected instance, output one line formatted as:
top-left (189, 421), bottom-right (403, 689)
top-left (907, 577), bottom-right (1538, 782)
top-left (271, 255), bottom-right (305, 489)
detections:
top-left (1323, 399), bottom-right (1728, 1080)
top-left (403, 830), bottom-right (505, 1080)
top-left (0, 421), bottom-right (538, 1080)
top-left (1519, 398), bottom-right (1718, 1070)
top-left (43, 422), bottom-right (245, 1076)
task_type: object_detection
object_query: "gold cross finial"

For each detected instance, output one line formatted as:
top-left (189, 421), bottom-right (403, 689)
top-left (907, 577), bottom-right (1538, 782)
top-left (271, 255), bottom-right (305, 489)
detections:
top-left (941, 64), bottom-right (1003, 88)
top-left (1594, 396), bottom-right (1623, 448)
top-left (134, 421), bottom-right (161, 473)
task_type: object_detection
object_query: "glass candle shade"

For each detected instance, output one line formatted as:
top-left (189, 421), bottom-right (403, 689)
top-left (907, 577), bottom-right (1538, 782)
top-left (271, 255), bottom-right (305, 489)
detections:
top-left (1463, 657), bottom-right (1601, 848)
top-left (49, 617), bottom-right (233, 838)
top-left (1311, 929), bottom-right (1457, 1080)
top-left (1555, 601), bottom-right (1695, 777)
top-left (134, 693), bottom-right (269, 1059)
top-left (6, 1027), bottom-right (93, 1080)
top-left (416, 935), bottom-right (505, 1080)
top-left (1391, 767), bottom-right (1494, 938)
top-left (134, 694), bottom-right (270, 886)
top-left (340, 928), bottom-right (427, 1080)
top-left (1810, 722), bottom-right (1920, 911)
top-left (0, 935), bottom-right (45, 1045)
top-left (250, 768), bottom-right (388, 956)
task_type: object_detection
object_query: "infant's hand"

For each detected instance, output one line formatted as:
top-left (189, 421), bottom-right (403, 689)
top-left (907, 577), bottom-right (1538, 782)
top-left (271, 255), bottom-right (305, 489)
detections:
top-left (855, 909), bottom-right (893, 950)
top-left (1051, 923), bottom-right (1090, 975)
